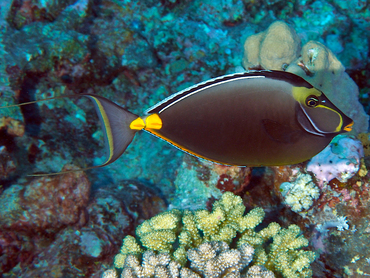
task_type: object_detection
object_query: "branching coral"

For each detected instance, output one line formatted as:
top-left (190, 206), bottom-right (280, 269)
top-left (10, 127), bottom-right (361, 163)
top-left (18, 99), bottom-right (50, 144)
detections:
top-left (239, 224), bottom-right (315, 278)
top-left (112, 192), bottom-right (315, 278)
top-left (279, 173), bottom-right (320, 212)
top-left (115, 192), bottom-right (264, 267)
top-left (108, 242), bottom-right (275, 278)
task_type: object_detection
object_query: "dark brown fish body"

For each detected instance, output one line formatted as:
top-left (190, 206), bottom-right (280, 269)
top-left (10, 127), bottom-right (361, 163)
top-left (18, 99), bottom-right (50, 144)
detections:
top-left (145, 74), bottom-right (336, 166)
top-left (46, 70), bottom-right (354, 170)
top-left (3, 70), bottom-right (353, 175)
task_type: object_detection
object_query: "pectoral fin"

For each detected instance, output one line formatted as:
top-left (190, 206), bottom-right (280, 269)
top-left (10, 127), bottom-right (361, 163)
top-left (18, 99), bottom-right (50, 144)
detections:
top-left (262, 119), bottom-right (301, 144)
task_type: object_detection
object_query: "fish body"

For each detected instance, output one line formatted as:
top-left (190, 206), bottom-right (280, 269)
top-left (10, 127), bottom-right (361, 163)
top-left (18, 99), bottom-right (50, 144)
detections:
top-left (84, 70), bottom-right (353, 168)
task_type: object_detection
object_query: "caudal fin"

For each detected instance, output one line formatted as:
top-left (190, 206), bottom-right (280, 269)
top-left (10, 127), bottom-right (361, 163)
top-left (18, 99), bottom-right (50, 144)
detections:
top-left (0, 93), bottom-right (139, 175)
top-left (82, 93), bottom-right (139, 167)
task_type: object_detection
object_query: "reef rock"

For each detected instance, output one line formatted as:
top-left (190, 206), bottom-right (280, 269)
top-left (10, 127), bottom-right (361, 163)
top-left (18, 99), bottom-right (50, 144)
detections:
top-left (0, 165), bottom-right (90, 234)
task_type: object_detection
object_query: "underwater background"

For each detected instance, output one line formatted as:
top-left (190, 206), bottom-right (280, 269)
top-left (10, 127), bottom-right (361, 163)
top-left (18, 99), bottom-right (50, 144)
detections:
top-left (0, 0), bottom-right (370, 277)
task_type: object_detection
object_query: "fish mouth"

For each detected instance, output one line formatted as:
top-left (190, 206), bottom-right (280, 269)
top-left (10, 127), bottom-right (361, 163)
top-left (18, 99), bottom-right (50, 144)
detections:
top-left (343, 121), bottom-right (354, 132)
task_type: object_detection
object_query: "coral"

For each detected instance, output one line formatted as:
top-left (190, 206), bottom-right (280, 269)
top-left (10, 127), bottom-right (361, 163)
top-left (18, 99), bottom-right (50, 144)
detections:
top-left (0, 116), bottom-right (25, 137)
top-left (245, 265), bottom-right (275, 278)
top-left (137, 210), bottom-right (181, 253)
top-left (102, 269), bottom-right (118, 278)
top-left (280, 173), bottom-right (320, 213)
top-left (242, 21), bottom-right (369, 133)
top-left (110, 242), bottom-right (275, 278)
top-left (243, 21), bottom-right (301, 71)
top-left (187, 241), bottom-right (255, 277)
top-left (116, 192), bottom-right (265, 267)
top-left (114, 236), bottom-right (144, 268)
top-left (114, 192), bottom-right (315, 277)
top-left (121, 251), bottom-right (183, 278)
top-left (316, 216), bottom-right (349, 234)
top-left (307, 135), bottom-right (364, 188)
top-left (239, 224), bottom-right (315, 278)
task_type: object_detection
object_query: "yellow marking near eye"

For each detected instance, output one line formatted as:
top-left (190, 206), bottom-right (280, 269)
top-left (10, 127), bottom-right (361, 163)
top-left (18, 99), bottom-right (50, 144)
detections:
top-left (317, 105), bottom-right (343, 132)
top-left (344, 121), bottom-right (354, 132)
top-left (292, 87), bottom-right (321, 104)
top-left (130, 117), bottom-right (145, 130)
top-left (145, 114), bottom-right (162, 129)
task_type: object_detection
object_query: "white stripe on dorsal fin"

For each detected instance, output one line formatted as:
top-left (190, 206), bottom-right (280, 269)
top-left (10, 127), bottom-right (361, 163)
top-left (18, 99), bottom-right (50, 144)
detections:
top-left (145, 71), bottom-right (266, 115)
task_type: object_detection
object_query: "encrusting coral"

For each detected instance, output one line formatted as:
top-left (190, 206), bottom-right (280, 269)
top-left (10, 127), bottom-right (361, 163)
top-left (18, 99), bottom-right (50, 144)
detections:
top-left (307, 135), bottom-right (364, 187)
top-left (109, 192), bottom-right (315, 278)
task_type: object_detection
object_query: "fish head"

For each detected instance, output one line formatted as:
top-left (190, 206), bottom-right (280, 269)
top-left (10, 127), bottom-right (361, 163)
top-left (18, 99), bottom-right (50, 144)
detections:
top-left (292, 86), bottom-right (354, 136)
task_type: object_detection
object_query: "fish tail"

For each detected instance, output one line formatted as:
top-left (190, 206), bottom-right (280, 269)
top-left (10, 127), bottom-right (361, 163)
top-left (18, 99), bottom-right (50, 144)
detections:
top-left (82, 93), bottom-right (139, 167)
top-left (0, 93), bottom-right (139, 174)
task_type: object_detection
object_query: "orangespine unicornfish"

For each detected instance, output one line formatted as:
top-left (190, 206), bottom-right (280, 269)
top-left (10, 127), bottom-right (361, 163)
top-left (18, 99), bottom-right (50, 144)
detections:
top-left (80, 70), bottom-right (353, 168)
top-left (3, 70), bottom-right (354, 173)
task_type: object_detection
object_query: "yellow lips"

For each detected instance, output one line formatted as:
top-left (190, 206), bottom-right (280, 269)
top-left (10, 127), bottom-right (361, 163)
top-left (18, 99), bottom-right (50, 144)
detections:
top-left (344, 121), bottom-right (354, 132)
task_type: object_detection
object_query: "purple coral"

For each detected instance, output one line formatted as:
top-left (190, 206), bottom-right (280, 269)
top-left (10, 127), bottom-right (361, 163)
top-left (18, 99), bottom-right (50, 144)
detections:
top-left (307, 135), bottom-right (364, 188)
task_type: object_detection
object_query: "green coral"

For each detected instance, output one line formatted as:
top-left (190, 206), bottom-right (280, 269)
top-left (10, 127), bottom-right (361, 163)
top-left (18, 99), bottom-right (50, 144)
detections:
top-left (239, 223), bottom-right (315, 278)
top-left (114, 192), bottom-right (315, 278)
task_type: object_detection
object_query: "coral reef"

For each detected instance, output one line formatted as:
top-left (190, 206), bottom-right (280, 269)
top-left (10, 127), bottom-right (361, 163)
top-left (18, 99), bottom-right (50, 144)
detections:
top-left (239, 224), bottom-right (315, 277)
top-left (170, 156), bottom-right (252, 210)
top-left (0, 0), bottom-right (369, 276)
top-left (112, 242), bottom-right (275, 278)
top-left (0, 172), bottom-right (168, 276)
top-left (113, 192), bottom-right (315, 277)
top-left (280, 173), bottom-right (320, 213)
top-left (0, 164), bottom-right (90, 232)
top-left (114, 192), bottom-right (265, 267)
top-left (307, 135), bottom-right (364, 188)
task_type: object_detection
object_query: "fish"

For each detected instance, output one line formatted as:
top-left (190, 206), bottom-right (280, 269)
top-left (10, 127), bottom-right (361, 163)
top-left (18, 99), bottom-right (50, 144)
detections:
top-left (81, 70), bottom-right (353, 168)
top-left (3, 70), bottom-right (354, 173)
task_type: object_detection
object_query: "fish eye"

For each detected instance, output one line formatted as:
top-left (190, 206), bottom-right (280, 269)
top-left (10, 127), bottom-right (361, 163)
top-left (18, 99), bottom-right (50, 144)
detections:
top-left (306, 95), bottom-right (319, 107)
